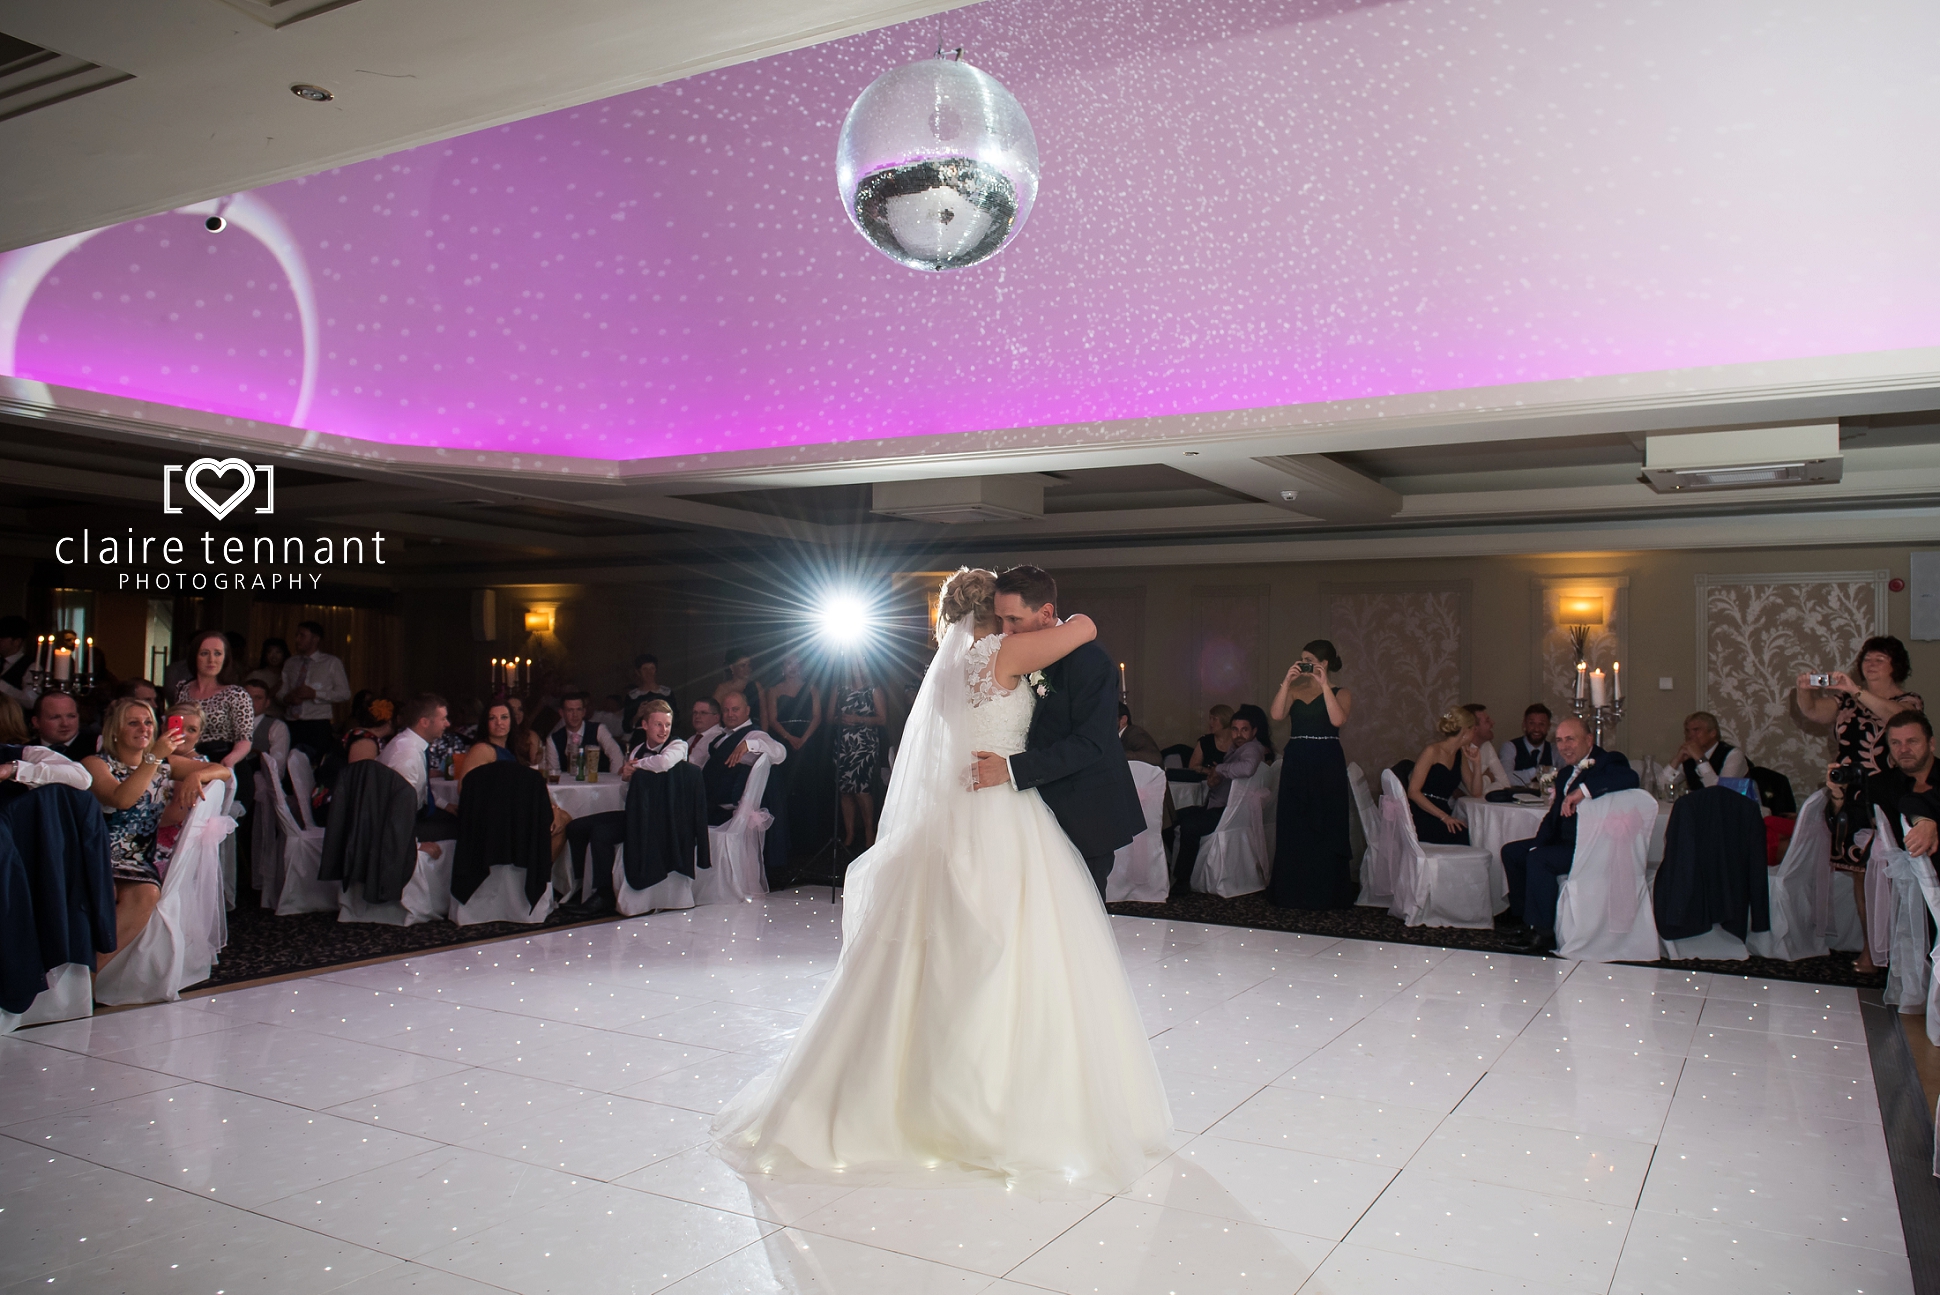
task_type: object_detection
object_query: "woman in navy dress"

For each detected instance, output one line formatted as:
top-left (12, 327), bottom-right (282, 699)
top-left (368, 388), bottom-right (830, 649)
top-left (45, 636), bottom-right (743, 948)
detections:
top-left (1406, 707), bottom-right (1487, 844)
top-left (1267, 640), bottom-right (1356, 909)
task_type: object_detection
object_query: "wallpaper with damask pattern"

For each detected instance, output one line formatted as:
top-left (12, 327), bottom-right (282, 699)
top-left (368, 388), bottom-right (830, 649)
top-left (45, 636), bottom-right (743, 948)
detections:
top-left (1700, 577), bottom-right (1883, 798)
top-left (1327, 590), bottom-right (1467, 775)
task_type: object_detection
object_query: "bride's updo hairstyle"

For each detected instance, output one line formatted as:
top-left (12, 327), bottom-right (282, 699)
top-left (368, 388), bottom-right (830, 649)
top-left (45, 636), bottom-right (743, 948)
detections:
top-left (937, 567), bottom-right (998, 628)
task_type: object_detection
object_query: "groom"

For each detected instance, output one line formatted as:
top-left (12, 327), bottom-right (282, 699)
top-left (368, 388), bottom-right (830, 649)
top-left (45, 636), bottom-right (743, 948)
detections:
top-left (971, 565), bottom-right (1145, 901)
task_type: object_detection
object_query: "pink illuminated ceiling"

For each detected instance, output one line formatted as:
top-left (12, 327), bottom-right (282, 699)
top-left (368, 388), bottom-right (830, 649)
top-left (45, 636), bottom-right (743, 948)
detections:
top-left (4, 0), bottom-right (1938, 462)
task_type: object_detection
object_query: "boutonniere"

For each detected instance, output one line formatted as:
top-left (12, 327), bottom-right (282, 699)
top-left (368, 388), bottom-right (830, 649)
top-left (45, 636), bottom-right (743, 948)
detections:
top-left (1026, 670), bottom-right (1052, 698)
top-left (1575, 756), bottom-right (1596, 772)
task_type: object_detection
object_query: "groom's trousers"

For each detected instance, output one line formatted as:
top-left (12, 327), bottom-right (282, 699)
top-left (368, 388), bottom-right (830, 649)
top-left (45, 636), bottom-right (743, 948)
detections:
top-left (1082, 851), bottom-right (1114, 902)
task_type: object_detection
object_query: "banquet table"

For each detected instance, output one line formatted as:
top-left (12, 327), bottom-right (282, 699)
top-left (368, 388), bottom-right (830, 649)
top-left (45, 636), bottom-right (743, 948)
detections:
top-left (1168, 780), bottom-right (1208, 811)
top-left (430, 776), bottom-right (626, 819)
top-left (1454, 795), bottom-right (1672, 866)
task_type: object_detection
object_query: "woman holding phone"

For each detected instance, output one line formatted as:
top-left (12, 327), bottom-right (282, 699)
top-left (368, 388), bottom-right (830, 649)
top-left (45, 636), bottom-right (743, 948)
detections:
top-left (1267, 640), bottom-right (1356, 910)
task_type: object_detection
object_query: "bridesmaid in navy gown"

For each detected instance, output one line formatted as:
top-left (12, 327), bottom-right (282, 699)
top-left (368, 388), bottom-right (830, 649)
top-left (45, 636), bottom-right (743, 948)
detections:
top-left (1267, 639), bottom-right (1356, 909)
top-left (1406, 707), bottom-right (1486, 845)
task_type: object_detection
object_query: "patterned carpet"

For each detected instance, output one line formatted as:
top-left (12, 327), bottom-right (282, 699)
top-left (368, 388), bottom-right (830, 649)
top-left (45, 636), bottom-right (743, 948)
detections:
top-left (1104, 891), bottom-right (1890, 991)
top-left (190, 883), bottom-right (1885, 993)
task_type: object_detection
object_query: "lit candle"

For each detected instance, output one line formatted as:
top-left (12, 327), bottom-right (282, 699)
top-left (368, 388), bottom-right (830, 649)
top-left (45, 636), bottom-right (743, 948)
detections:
top-left (36, 635), bottom-right (48, 677)
top-left (1589, 667), bottom-right (1607, 708)
top-left (84, 636), bottom-right (93, 677)
top-left (52, 646), bottom-right (72, 681)
top-left (1575, 660), bottom-right (1587, 701)
top-left (1611, 660), bottom-right (1621, 702)
top-left (1118, 662), bottom-right (1128, 698)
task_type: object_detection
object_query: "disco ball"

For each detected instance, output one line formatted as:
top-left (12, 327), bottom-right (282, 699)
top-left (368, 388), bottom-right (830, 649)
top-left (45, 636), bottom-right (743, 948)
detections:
top-left (836, 55), bottom-right (1039, 272)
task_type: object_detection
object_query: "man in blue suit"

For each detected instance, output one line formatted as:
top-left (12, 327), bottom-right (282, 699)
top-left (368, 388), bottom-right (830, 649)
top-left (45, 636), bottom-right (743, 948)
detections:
top-left (1501, 715), bottom-right (1640, 952)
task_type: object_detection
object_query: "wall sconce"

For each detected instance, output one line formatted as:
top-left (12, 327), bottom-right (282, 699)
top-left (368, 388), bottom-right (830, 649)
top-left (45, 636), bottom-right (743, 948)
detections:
top-left (1557, 595), bottom-right (1605, 624)
top-left (524, 607), bottom-right (555, 634)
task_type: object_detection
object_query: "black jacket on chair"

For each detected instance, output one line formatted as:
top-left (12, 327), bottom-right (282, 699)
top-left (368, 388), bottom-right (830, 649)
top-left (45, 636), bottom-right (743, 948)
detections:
top-left (1008, 641), bottom-right (1144, 859)
top-left (1653, 785), bottom-right (1770, 941)
top-left (701, 722), bottom-right (760, 827)
top-left (452, 760), bottom-right (554, 906)
top-left (318, 759), bottom-right (419, 904)
top-left (622, 763), bottom-right (711, 892)
top-left (0, 783), bottom-right (115, 1015)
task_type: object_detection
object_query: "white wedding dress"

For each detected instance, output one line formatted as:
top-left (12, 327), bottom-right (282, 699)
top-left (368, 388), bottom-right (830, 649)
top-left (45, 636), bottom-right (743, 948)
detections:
top-left (713, 619), bottom-right (1171, 1193)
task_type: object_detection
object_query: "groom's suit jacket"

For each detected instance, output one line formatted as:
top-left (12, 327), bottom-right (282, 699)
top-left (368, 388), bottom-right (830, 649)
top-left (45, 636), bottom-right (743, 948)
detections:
top-left (1010, 641), bottom-right (1145, 860)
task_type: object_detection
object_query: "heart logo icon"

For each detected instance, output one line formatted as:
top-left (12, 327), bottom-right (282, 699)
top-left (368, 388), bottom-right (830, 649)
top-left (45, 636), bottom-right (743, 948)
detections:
top-left (183, 457), bottom-right (257, 520)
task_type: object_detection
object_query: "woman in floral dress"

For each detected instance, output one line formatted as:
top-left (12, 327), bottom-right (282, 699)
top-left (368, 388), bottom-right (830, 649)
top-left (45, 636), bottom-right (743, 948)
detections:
top-left (833, 663), bottom-right (887, 852)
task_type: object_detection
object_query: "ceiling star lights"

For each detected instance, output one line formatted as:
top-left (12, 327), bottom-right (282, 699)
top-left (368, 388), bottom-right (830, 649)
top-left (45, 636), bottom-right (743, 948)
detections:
top-left (836, 52), bottom-right (1039, 271)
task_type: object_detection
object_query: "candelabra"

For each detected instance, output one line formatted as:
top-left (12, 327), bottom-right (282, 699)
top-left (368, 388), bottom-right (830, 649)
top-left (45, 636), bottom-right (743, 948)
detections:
top-left (1567, 657), bottom-right (1624, 749)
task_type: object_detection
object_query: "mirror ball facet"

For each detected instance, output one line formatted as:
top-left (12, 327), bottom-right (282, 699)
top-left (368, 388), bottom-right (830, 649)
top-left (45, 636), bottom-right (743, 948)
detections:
top-left (837, 58), bottom-right (1039, 271)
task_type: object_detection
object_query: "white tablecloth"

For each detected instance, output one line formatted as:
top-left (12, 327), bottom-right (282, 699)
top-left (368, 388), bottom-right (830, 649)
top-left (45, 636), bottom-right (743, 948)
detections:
top-left (1169, 780), bottom-right (1208, 811)
top-left (1455, 796), bottom-right (1672, 864)
top-left (430, 776), bottom-right (625, 819)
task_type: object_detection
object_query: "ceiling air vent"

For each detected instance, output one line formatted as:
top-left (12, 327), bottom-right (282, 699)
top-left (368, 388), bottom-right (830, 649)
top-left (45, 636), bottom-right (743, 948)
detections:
top-left (214, 0), bottom-right (368, 29)
top-left (872, 476), bottom-right (1044, 524)
top-left (0, 32), bottom-right (131, 123)
top-left (1642, 424), bottom-right (1842, 494)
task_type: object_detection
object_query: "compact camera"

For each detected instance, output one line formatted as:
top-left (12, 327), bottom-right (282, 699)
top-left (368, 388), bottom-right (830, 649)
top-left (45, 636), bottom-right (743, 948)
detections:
top-left (1296, 662), bottom-right (1315, 674)
top-left (1807, 672), bottom-right (1835, 688)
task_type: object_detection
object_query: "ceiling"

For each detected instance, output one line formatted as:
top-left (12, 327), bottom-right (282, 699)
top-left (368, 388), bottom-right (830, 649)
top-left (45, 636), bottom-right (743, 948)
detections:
top-left (3, 0), bottom-right (1940, 565)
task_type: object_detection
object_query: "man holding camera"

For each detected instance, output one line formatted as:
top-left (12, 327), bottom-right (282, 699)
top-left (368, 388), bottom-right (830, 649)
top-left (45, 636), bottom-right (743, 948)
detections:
top-left (1827, 710), bottom-right (1940, 857)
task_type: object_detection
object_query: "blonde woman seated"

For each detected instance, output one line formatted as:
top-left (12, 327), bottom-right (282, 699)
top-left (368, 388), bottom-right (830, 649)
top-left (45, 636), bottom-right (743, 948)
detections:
top-left (1407, 706), bottom-right (1486, 845)
top-left (83, 698), bottom-right (231, 968)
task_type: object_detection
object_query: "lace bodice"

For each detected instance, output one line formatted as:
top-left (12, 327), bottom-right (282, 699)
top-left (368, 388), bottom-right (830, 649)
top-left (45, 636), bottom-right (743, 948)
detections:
top-left (965, 631), bottom-right (1036, 757)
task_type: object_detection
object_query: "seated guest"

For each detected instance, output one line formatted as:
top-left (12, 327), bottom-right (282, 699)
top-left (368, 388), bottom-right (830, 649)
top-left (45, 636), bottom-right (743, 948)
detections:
top-left (622, 653), bottom-right (676, 738)
top-left (713, 647), bottom-right (764, 719)
top-left (30, 691), bottom-right (92, 761)
top-left (1825, 709), bottom-right (1937, 974)
top-left (1460, 703), bottom-right (1512, 794)
top-left (242, 681), bottom-right (291, 767)
top-left (170, 629), bottom-right (254, 770)
top-left (343, 696), bottom-right (395, 763)
top-left (687, 697), bottom-right (723, 749)
top-left (1118, 704), bottom-right (1162, 766)
top-left (1500, 716), bottom-right (1639, 951)
top-left (563, 699), bottom-right (688, 917)
top-left (379, 693), bottom-right (459, 850)
top-left (82, 697), bottom-right (225, 967)
top-left (113, 677), bottom-right (160, 708)
top-left (457, 700), bottom-right (520, 781)
top-left (1169, 704), bottom-right (1268, 895)
top-left (1670, 710), bottom-right (1750, 788)
top-left (1408, 708), bottom-right (1487, 843)
top-left (544, 691), bottom-right (624, 778)
top-left (1501, 703), bottom-right (1556, 786)
top-left (1187, 705), bottom-right (1235, 776)
top-left (0, 696), bottom-right (92, 809)
top-left (0, 615), bottom-right (31, 707)
top-left (425, 697), bottom-right (478, 778)
top-left (506, 694), bottom-right (527, 729)
top-left (694, 691), bottom-right (787, 823)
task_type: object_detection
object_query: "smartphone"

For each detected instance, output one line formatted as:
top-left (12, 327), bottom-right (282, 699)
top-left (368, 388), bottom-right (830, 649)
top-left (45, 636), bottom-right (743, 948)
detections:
top-left (1807, 672), bottom-right (1834, 688)
top-left (165, 715), bottom-right (184, 739)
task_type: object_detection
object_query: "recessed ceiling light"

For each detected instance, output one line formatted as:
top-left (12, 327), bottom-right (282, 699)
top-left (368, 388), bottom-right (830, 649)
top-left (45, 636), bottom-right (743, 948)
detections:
top-left (290, 83), bottom-right (333, 102)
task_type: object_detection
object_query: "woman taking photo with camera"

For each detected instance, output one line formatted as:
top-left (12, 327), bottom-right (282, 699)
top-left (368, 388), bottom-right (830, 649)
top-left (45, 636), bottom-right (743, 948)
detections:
top-left (1267, 639), bottom-right (1356, 910)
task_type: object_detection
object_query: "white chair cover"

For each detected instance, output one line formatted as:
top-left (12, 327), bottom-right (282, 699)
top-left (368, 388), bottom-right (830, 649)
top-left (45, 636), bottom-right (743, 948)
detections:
top-left (94, 790), bottom-right (233, 1006)
top-left (1746, 790), bottom-right (1832, 961)
top-left (1190, 762), bottom-right (1273, 897)
top-left (1555, 789), bottom-right (1660, 961)
top-left (1875, 807), bottom-right (1936, 1016)
top-left (1108, 761), bottom-right (1170, 903)
top-left (0, 963), bottom-right (93, 1035)
top-left (286, 749), bottom-right (320, 830)
top-left (616, 859), bottom-right (695, 915)
top-left (447, 858), bottom-right (556, 925)
top-left (266, 752), bottom-right (333, 915)
top-left (219, 789), bottom-right (242, 911)
top-left (1381, 769), bottom-right (1496, 929)
top-left (1353, 764), bottom-right (1397, 907)
top-left (1867, 805), bottom-right (1898, 970)
top-left (695, 755), bottom-right (774, 905)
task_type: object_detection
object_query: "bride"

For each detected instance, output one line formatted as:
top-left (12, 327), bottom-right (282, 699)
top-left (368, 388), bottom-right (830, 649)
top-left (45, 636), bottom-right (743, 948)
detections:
top-left (713, 568), bottom-right (1172, 1193)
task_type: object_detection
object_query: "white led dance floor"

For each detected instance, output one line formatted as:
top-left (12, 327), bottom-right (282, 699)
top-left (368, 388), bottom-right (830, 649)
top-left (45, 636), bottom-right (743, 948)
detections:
top-left (0, 892), bottom-right (1910, 1294)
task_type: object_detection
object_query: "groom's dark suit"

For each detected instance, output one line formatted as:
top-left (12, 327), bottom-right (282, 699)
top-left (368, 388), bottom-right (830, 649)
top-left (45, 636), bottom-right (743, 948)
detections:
top-left (1010, 641), bottom-right (1145, 901)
